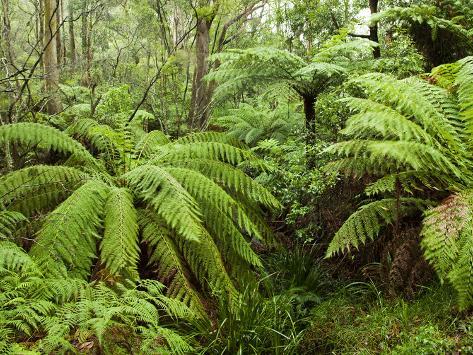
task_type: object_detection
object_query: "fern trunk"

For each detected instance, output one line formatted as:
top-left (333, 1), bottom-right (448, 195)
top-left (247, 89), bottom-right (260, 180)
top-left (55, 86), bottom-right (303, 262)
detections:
top-left (303, 94), bottom-right (317, 167)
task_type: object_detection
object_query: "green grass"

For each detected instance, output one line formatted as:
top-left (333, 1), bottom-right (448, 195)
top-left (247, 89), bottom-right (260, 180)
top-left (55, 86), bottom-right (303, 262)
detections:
top-left (301, 284), bottom-right (473, 354)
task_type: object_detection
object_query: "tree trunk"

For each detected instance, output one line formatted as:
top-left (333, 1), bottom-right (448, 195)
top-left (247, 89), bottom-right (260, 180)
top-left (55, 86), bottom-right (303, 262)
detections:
top-left (68, 2), bottom-right (76, 66)
top-left (369, 0), bottom-right (380, 58)
top-left (188, 17), bottom-right (212, 130)
top-left (55, 0), bottom-right (62, 65)
top-left (81, 5), bottom-right (88, 60)
top-left (80, 4), bottom-right (93, 87)
top-left (43, 0), bottom-right (62, 114)
top-left (303, 94), bottom-right (317, 168)
top-left (38, 0), bottom-right (44, 68)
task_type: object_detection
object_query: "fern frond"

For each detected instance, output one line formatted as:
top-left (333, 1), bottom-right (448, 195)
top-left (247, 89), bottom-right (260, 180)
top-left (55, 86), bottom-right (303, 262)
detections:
top-left (325, 140), bottom-right (462, 180)
top-left (66, 118), bottom-right (121, 160)
top-left (101, 188), bottom-right (139, 279)
top-left (152, 141), bottom-right (257, 167)
top-left (135, 130), bottom-right (170, 159)
top-left (421, 190), bottom-right (473, 309)
top-left (139, 211), bottom-right (205, 314)
top-left (456, 57), bottom-right (473, 140)
top-left (165, 158), bottom-right (280, 210)
top-left (0, 123), bottom-right (98, 167)
top-left (166, 167), bottom-right (265, 242)
top-left (124, 165), bottom-right (203, 242)
top-left (351, 74), bottom-right (464, 153)
top-left (0, 241), bottom-right (37, 273)
top-left (0, 165), bottom-right (87, 216)
top-left (0, 212), bottom-right (26, 240)
top-left (341, 98), bottom-right (438, 145)
top-left (326, 198), bottom-right (431, 257)
top-left (30, 180), bottom-right (109, 279)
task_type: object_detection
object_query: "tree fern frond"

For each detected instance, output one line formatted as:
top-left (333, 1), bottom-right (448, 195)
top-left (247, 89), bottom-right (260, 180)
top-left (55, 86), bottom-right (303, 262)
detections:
top-left (66, 118), bottom-right (121, 160)
top-left (167, 158), bottom-right (281, 210)
top-left (0, 123), bottom-right (97, 167)
top-left (165, 167), bottom-right (265, 244)
top-left (30, 181), bottom-right (109, 279)
top-left (0, 212), bottom-right (26, 240)
top-left (0, 166), bottom-right (87, 216)
top-left (135, 130), bottom-right (170, 159)
top-left (325, 140), bottom-right (462, 180)
top-left (101, 188), bottom-right (139, 279)
top-left (456, 57), bottom-right (473, 138)
top-left (174, 131), bottom-right (243, 146)
top-left (341, 99), bottom-right (438, 145)
top-left (202, 201), bottom-right (262, 268)
top-left (365, 171), bottom-right (450, 196)
top-left (0, 241), bottom-right (37, 273)
top-left (326, 198), bottom-right (431, 257)
top-left (139, 211), bottom-right (205, 314)
top-left (124, 165), bottom-right (203, 242)
top-left (421, 190), bottom-right (473, 309)
top-left (152, 141), bottom-right (257, 167)
top-left (351, 74), bottom-right (464, 154)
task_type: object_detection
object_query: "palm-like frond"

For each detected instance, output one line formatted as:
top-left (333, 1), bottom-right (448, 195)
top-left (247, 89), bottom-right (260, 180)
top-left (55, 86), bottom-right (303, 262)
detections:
top-left (326, 198), bottom-right (431, 257)
top-left (124, 165), bottom-right (203, 242)
top-left (101, 188), bottom-right (139, 279)
top-left (212, 102), bottom-right (303, 146)
top-left (30, 180), bottom-right (109, 279)
top-left (0, 123), bottom-right (98, 168)
top-left (0, 166), bottom-right (87, 216)
top-left (0, 117), bottom-right (279, 316)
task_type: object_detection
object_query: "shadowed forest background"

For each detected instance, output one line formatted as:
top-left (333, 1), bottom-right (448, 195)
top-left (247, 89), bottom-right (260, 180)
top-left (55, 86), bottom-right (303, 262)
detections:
top-left (1, 0), bottom-right (473, 353)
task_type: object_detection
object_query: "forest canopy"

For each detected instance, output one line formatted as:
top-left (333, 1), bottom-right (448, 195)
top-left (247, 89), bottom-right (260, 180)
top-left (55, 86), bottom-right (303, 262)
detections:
top-left (1, 0), bottom-right (473, 353)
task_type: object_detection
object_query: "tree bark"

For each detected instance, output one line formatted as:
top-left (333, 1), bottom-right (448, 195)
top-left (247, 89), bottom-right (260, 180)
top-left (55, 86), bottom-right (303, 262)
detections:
top-left (188, 16), bottom-right (212, 130)
top-left (68, 2), bottom-right (76, 66)
top-left (56, 0), bottom-right (62, 65)
top-left (38, 0), bottom-right (44, 68)
top-left (80, 3), bottom-right (93, 87)
top-left (188, 2), bottom-right (265, 130)
top-left (369, 0), bottom-right (381, 58)
top-left (43, 0), bottom-right (63, 114)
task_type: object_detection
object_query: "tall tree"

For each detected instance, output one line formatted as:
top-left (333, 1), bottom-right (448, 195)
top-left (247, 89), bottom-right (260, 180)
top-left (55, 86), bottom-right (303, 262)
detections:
top-left (369, 0), bottom-right (380, 58)
top-left (68, 0), bottom-right (76, 66)
top-left (43, 0), bottom-right (63, 114)
top-left (188, 0), bottom-right (265, 130)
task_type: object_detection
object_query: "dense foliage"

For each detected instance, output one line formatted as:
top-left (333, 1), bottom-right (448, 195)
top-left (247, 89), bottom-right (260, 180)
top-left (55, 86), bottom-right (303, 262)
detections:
top-left (1, 0), bottom-right (473, 353)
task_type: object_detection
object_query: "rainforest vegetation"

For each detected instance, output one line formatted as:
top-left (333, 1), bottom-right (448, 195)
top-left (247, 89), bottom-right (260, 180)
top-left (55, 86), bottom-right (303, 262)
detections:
top-left (1, 0), bottom-right (473, 353)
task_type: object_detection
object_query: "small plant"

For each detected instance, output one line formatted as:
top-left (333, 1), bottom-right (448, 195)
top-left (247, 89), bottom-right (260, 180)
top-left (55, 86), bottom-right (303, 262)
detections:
top-left (200, 280), bottom-right (305, 355)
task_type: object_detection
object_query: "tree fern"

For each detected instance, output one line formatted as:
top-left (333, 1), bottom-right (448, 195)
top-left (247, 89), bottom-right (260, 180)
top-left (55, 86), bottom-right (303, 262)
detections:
top-left (0, 117), bottom-right (279, 316)
top-left (325, 56), bottom-right (473, 308)
top-left (212, 101), bottom-right (303, 146)
top-left (206, 37), bottom-right (375, 152)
